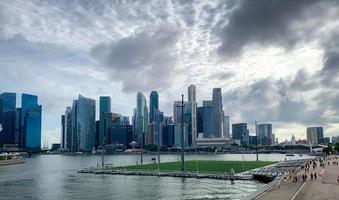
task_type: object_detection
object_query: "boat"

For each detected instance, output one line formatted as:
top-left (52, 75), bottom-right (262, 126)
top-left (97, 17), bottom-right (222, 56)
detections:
top-left (285, 153), bottom-right (294, 156)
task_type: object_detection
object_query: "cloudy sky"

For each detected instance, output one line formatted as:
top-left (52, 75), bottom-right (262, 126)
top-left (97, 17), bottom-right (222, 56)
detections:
top-left (1, 0), bottom-right (339, 145)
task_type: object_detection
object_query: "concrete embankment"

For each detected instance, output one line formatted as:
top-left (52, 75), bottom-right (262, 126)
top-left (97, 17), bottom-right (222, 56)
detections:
top-left (78, 169), bottom-right (253, 181)
top-left (0, 159), bottom-right (25, 166)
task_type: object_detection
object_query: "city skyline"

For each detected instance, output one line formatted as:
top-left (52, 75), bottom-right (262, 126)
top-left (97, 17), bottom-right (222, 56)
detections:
top-left (1, 1), bottom-right (339, 145)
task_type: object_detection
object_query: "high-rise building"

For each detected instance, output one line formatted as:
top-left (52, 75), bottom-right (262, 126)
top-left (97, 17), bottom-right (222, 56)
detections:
top-left (71, 100), bottom-right (78, 152)
top-left (99, 96), bottom-right (111, 148)
top-left (212, 88), bottom-right (223, 138)
top-left (197, 101), bottom-right (213, 138)
top-left (110, 125), bottom-right (133, 148)
top-left (64, 106), bottom-right (72, 150)
top-left (146, 123), bottom-right (154, 145)
top-left (257, 124), bottom-right (273, 145)
top-left (0, 93), bottom-right (16, 147)
top-left (61, 115), bottom-right (65, 149)
top-left (307, 127), bottom-right (321, 145)
top-left (173, 101), bottom-right (190, 125)
top-left (188, 85), bottom-right (197, 144)
top-left (135, 92), bottom-right (148, 145)
top-left (223, 116), bottom-right (230, 138)
top-left (149, 91), bottom-right (158, 123)
top-left (232, 123), bottom-right (249, 145)
top-left (163, 124), bottom-right (175, 147)
top-left (153, 109), bottom-right (163, 146)
top-left (76, 95), bottom-right (96, 151)
top-left (174, 124), bottom-right (188, 147)
top-left (21, 94), bottom-right (42, 150)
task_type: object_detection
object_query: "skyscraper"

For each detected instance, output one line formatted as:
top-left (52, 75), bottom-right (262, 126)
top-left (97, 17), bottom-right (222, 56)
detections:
top-left (257, 124), bottom-right (273, 145)
top-left (212, 88), bottom-right (223, 138)
top-left (71, 100), bottom-right (78, 152)
top-left (0, 93), bottom-right (16, 147)
top-left (149, 91), bottom-right (158, 123)
top-left (21, 94), bottom-right (42, 150)
top-left (64, 106), bottom-right (72, 150)
top-left (61, 115), bottom-right (65, 149)
top-left (223, 115), bottom-right (230, 138)
top-left (99, 96), bottom-right (111, 148)
top-left (135, 92), bottom-right (148, 145)
top-left (197, 101), bottom-right (213, 138)
top-left (232, 123), bottom-right (249, 145)
top-left (307, 127), bottom-right (322, 145)
top-left (76, 95), bottom-right (96, 151)
top-left (188, 85), bottom-right (197, 144)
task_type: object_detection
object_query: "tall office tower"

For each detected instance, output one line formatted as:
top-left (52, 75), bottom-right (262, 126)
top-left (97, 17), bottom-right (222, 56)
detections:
top-left (164, 116), bottom-right (173, 125)
top-left (162, 124), bottom-right (175, 147)
top-left (71, 100), bottom-right (78, 152)
top-left (21, 94), bottom-right (42, 150)
top-left (99, 96), bottom-right (111, 148)
top-left (212, 88), bottom-right (223, 138)
top-left (173, 101), bottom-right (190, 125)
top-left (307, 127), bottom-right (322, 145)
top-left (149, 91), bottom-right (159, 123)
top-left (64, 106), bottom-right (72, 150)
top-left (146, 123), bottom-right (154, 145)
top-left (14, 108), bottom-right (21, 144)
top-left (311, 127), bottom-right (324, 144)
top-left (188, 85), bottom-right (197, 144)
top-left (257, 124), bottom-right (273, 145)
top-left (132, 108), bottom-right (136, 137)
top-left (61, 115), bottom-right (65, 149)
top-left (0, 93), bottom-right (16, 147)
top-left (223, 115), bottom-right (230, 138)
top-left (197, 101), bottom-right (213, 138)
top-left (122, 116), bottom-right (130, 125)
top-left (76, 95), bottom-right (96, 151)
top-left (232, 123), bottom-right (249, 145)
top-left (153, 109), bottom-right (163, 146)
top-left (135, 92), bottom-right (148, 145)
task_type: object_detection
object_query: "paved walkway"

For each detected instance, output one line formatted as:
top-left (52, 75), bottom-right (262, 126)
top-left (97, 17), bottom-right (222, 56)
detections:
top-left (255, 156), bottom-right (339, 200)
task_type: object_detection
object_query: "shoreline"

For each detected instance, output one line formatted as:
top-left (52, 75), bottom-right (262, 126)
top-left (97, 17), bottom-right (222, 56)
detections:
top-left (0, 159), bottom-right (25, 166)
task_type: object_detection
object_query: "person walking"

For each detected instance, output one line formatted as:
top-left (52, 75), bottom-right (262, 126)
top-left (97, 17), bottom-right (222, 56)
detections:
top-left (310, 173), bottom-right (313, 180)
top-left (314, 172), bottom-right (317, 180)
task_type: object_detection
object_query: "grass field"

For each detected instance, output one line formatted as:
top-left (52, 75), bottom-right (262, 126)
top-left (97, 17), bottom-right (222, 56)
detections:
top-left (114, 160), bottom-right (276, 174)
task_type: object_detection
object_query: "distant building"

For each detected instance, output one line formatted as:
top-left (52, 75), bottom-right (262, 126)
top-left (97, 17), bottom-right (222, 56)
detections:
top-left (146, 123), bottom-right (153, 145)
top-left (307, 127), bottom-right (319, 145)
top-left (212, 88), bottom-right (223, 138)
top-left (76, 95), bottom-right (96, 151)
top-left (257, 124), bottom-right (272, 145)
top-left (135, 92), bottom-right (148, 145)
top-left (223, 116), bottom-right (230, 138)
top-left (149, 91), bottom-right (158, 123)
top-left (162, 124), bottom-right (175, 147)
top-left (174, 124), bottom-right (188, 147)
top-left (197, 101), bottom-right (213, 138)
top-left (188, 85), bottom-right (197, 144)
top-left (332, 136), bottom-right (339, 144)
top-left (0, 93), bottom-right (16, 147)
top-left (249, 136), bottom-right (257, 145)
top-left (21, 94), bottom-right (42, 150)
top-left (99, 96), bottom-right (111, 149)
top-left (318, 137), bottom-right (330, 145)
top-left (291, 135), bottom-right (296, 145)
top-left (232, 123), bottom-right (249, 145)
top-left (196, 137), bottom-right (229, 147)
top-left (109, 125), bottom-right (133, 148)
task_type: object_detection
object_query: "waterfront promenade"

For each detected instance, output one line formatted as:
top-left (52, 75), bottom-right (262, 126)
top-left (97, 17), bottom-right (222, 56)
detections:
top-left (255, 156), bottom-right (339, 200)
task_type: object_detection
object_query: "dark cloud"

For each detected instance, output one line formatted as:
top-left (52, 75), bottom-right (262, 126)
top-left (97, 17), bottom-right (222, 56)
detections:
top-left (91, 24), bottom-right (180, 92)
top-left (218, 0), bottom-right (324, 58)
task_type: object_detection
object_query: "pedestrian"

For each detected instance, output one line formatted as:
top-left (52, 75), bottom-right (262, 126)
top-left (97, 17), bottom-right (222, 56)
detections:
top-left (310, 173), bottom-right (313, 180)
top-left (337, 176), bottom-right (339, 184)
top-left (314, 172), bottom-right (317, 180)
top-left (277, 177), bottom-right (281, 189)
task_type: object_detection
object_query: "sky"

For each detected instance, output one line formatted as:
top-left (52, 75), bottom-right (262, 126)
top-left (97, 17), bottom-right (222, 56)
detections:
top-left (1, 0), bottom-right (339, 145)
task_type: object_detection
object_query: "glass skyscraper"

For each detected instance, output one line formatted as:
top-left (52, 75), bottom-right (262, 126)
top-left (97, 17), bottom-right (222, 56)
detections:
top-left (232, 123), bottom-right (249, 145)
top-left (135, 92), bottom-right (148, 145)
top-left (76, 95), bottom-right (96, 151)
top-left (99, 96), bottom-right (111, 148)
top-left (212, 88), bottom-right (223, 138)
top-left (149, 91), bottom-right (158, 123)
top-left (0, 92), bottom-right (16, 146)
top-left (21, 93), bottom-right (42, 150)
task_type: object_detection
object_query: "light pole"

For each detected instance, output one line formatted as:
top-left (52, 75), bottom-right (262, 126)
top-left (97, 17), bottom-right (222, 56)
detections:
top-left (255, 121), bottom-right (258, 162)
top-left (101, 112), bottom-right (107, 169)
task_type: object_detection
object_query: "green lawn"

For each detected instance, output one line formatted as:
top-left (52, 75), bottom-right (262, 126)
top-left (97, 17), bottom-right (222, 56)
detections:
top-left (114, 160), bottom-right (275, 174)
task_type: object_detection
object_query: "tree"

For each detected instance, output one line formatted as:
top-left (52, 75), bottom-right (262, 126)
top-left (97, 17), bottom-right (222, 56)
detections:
top-left (334, 142), bottom-right (339, 152)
